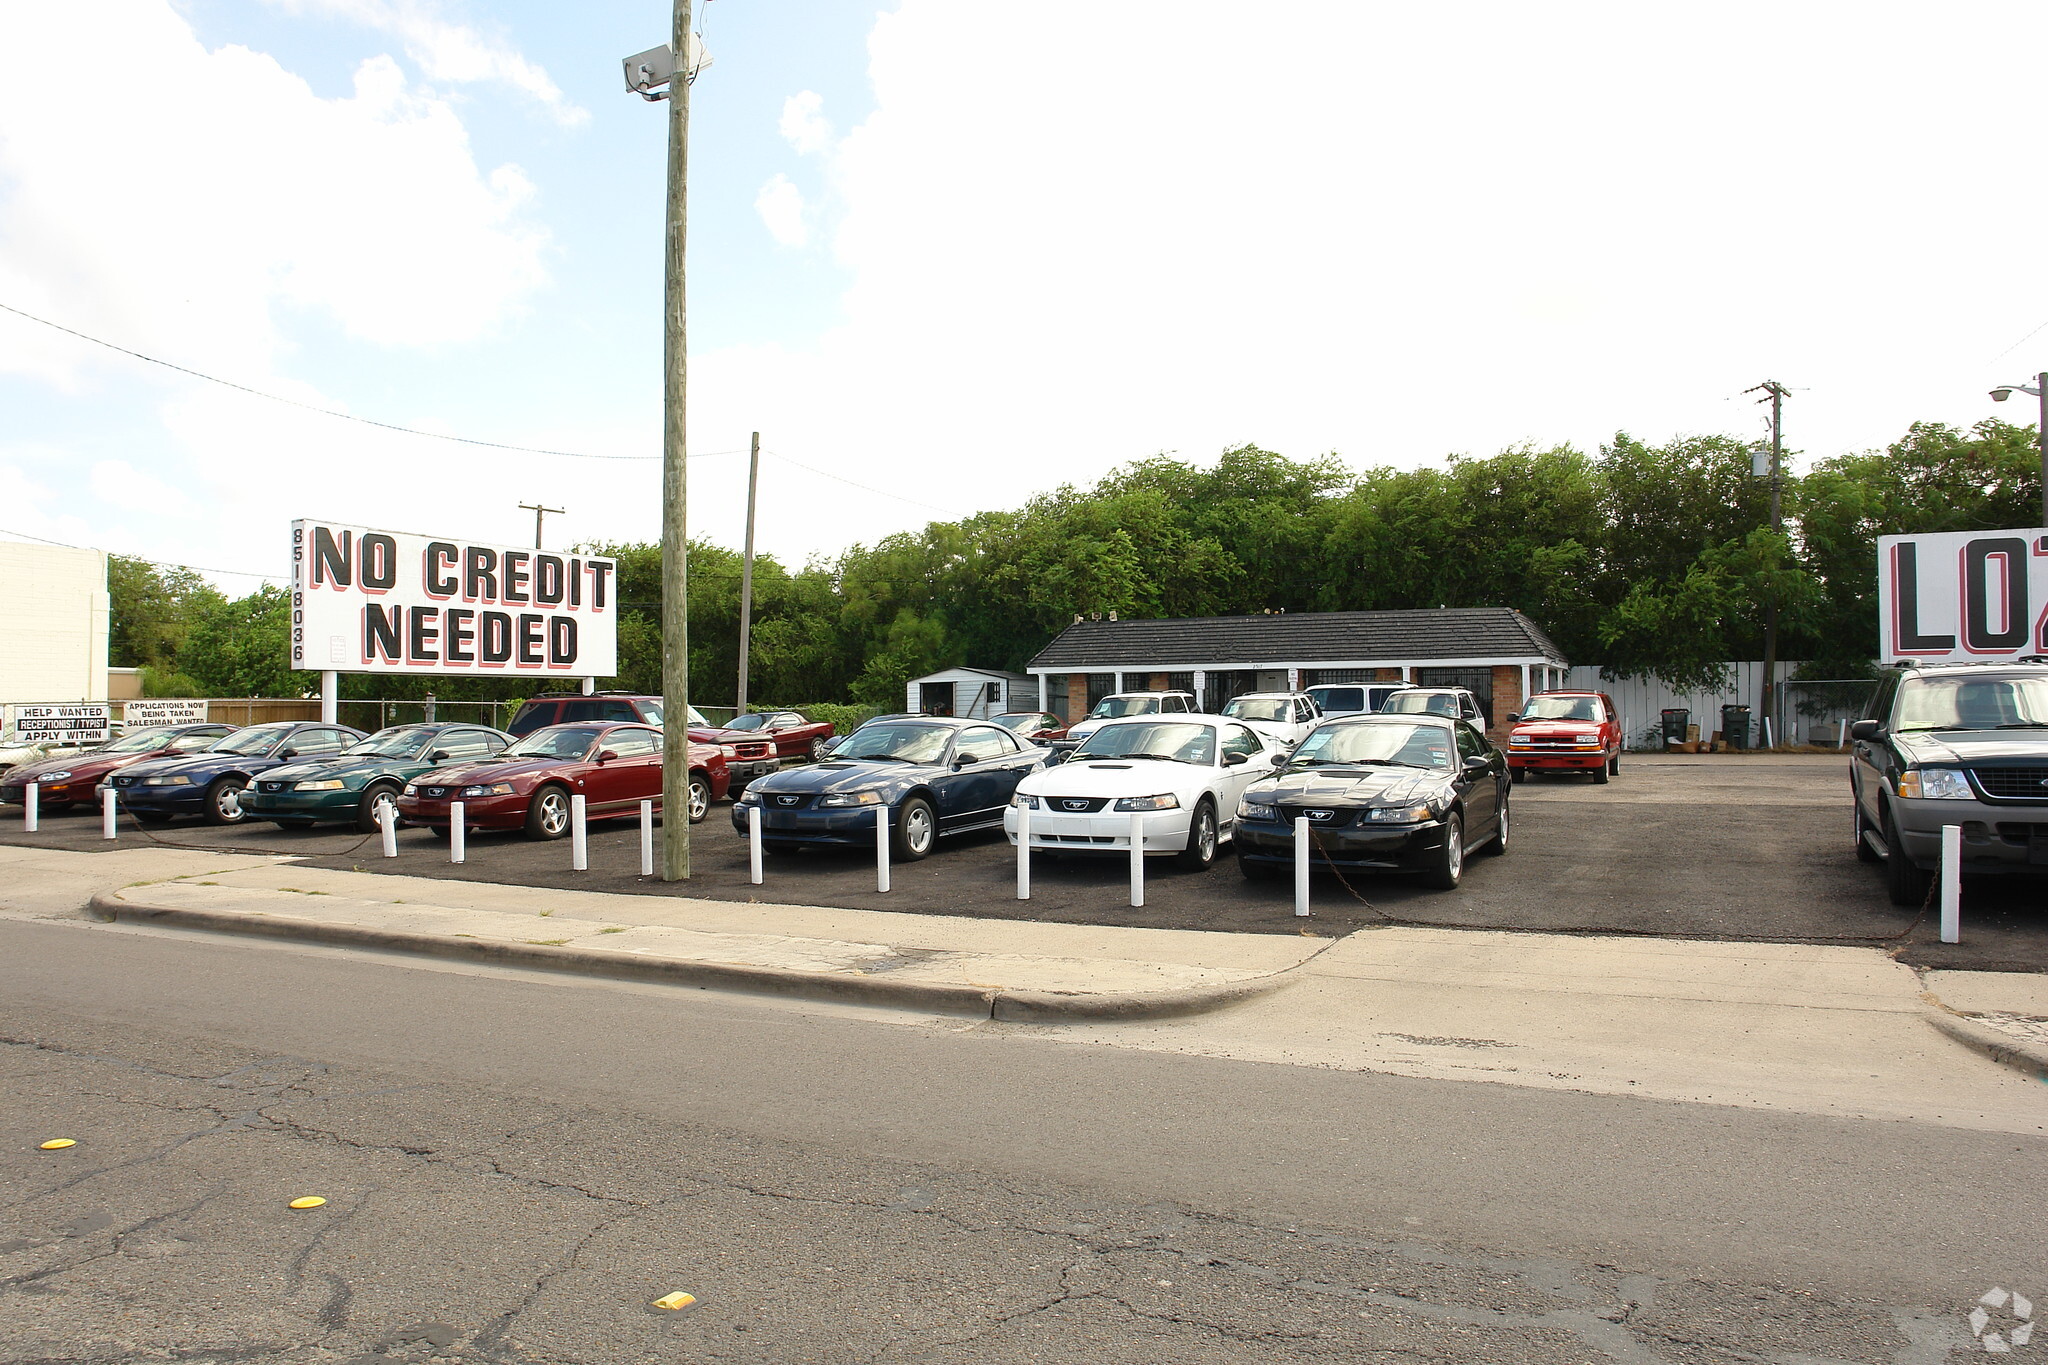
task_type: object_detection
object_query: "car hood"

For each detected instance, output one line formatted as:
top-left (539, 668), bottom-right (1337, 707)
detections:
top-left (749, 759), bottom-right (932, 796)
top-left (1896, 729), bottom-right (2048, 765)
top-left (412, 756), bottom-right (574, 787)
top-left (1246, 765), bottom-right (1448, 806)
top-left (2, 750), bottom-right (140, 784)
top-left (1017, 757), bottom-right (1216, 798)
top-left (1228, 718), bottom-right (1299, 739)
top-left (264, 754), bottom-right (415, 785)
top-left (120, 750), bottom-right (277, 779)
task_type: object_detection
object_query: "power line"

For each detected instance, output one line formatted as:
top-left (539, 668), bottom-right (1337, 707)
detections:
top-left (0, 525), bottom-right (287, 582)
top-left (0, 299), bottom-right (751, 464)
top-left (762, 448), bottom-right (965, 518)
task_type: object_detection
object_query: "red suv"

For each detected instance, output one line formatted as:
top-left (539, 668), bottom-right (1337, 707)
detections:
top-left (1505, 691), bottom-right (1621, 783)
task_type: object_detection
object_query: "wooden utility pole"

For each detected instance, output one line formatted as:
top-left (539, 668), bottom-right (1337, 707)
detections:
top-left (736, 431), bottom-right (760, 716)
top-left (1751, 380), bottom-right (1789, 751)
top-left (659, 0), bottom-right (693, 880)
top-left (519, 502), bottom-right (564, 550)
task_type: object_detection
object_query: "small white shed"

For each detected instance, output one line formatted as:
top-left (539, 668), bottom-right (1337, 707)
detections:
top-left (905, 667), bottom-right (1037, 720)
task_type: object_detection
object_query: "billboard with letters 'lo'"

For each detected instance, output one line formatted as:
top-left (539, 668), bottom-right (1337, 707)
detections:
top-left (290, 520), bottom-right (618, 678)
top-left (1877, 527), bottom-right (2048, 665)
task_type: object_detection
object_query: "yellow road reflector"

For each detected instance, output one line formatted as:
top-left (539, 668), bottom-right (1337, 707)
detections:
top-left (38, 1139), bottom-right (76, 1150)
top-left (287, 1197), bottom-right (328, 1210)
top-left (651, 1292), bottom-right (697, 1311)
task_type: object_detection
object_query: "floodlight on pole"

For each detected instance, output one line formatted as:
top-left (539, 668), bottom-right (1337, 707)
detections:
top-left (1988, 372), bottom-right (2048, 526)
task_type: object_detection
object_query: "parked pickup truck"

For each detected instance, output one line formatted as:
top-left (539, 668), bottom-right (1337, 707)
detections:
top-left (718, 710), bottom-right (838, 762)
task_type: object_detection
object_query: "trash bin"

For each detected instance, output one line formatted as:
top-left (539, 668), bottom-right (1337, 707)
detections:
top-left (1660, 708), bottom-right (1690, 747)
top-left (1721, 704), bottom-right (1751, 750)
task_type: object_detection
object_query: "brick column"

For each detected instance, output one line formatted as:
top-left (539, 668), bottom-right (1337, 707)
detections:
top-left (1488, 665), bottom-right (1525, 740)
top-left (1064, 673), bottom-right (1089, 726)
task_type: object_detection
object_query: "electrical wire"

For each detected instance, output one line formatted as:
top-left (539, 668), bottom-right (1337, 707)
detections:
top-left (762, 448), bottom-right (966, 518)
top-left (0, 524), bottom-right (287, 582)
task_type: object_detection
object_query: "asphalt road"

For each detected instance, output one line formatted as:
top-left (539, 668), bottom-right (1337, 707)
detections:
top-left (3, 756), bottom-right (2041, 968)
top-left (4, 915), bottom-right (2041, 1364)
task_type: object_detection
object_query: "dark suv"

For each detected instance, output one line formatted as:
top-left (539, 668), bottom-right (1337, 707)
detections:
top-left (1849, 662), bottom-right (2048, 904)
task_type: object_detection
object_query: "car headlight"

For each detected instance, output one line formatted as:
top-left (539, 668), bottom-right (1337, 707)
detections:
top-left (1011, 793), bottom-right (1041, 808)
top-left (1508, 737), bottom-right (1531, 747)
top-left (818, 790), bottom-right (883, 807)
top-left (1899, 767), bottom-right (1972, 800)
top-left (1367, 803), bottom-right (1434, 823)
top-left (460, 783), bottom-right (516, 797)
top-left (719, 744), bottom-right (738, 759)
top-left (293, 779), bottom-right (346, 791)
top-left (736, 788), bottom-right (761, 804)
top-left (403, 784), bottom-right (418, 795)
top-left (35, 771), bottom-right (75, 782)
top-left (1113, 793), bottom-right (1180, 811)
top-left (1238, 799), bottom-right (1278, 821)
top-left (143, 775), bottom-right (193, 786)
top-left (1574, 735), bottom-right (1602, 746)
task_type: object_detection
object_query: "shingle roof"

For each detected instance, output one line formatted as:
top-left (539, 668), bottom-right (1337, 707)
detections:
top-left (1027, 608), bottom-right (1567, 670)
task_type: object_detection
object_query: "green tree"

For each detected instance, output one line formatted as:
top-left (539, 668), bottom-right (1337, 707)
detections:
top-left (106, 556), bottom-right (223, 670)
top-left (182, 585), bottom-right (298, 697)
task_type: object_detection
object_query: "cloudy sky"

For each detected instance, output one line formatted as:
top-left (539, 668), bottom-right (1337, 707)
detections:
top-left (3, 1), bottom-right (2046, 587)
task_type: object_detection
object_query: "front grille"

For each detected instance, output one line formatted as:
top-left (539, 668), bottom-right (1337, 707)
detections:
top-left (733, 742), bottom-right (774, 760)
top-left (1994, 822), bottom-right (2048, 844)
top-left (1043, 796), bottom-right (1109, 813)
top-left (768, 793), bottom-right (812, 810)
top-left (1971, 767), bottom-right (2048, 801)
top-left (424, 786), bottom-right (451, 798)
top-left (1041, 833), bottom-right (1115, 843)
top-left (1281, 806), bottom-right (1355, 827)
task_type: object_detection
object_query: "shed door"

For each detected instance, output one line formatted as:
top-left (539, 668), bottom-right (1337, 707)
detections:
top-left (919, 681), bottom-right (956, 716)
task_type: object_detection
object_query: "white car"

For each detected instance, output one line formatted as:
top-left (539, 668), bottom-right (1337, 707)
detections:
top-left (1063, 691), bottom-right (1197, 745)
top-left (1218, 692), bottom-right (1322, 748)
top-left (1003, 714), bottom-right (1284, 869)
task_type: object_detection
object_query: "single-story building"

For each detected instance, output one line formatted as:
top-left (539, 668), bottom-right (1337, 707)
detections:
top-left (0, 540), bottom-right (109, 708)
top-left (1025, 607), bottom-right (1568, 738)
top-left (904, 667), bottom-right (1039, 719)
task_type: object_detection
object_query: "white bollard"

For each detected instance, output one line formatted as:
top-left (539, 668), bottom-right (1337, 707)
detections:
top-left (748, 804), bottom-right (764, 885)
top-left (640, 799), bottom-right (655, 877)
top-left (876, 806), bottom-right (891, 893)
top-left (450, 802), bottom-right (466, 864)
top-left (23, 782), bottom-right (36, 833)
top-left (1294, 815), bottom-right (1310, 917)
top-left (1939, 823), bottom-right (1961, 944)
top-left (102, 786), bottom-right (117, 840)
top-left (570, 794), bottom-right (588, 871)
top-left (379, 802), bottom-right (398, 858)
top-left (1129, 811), bottom-right (1145, 908)
top-left (1016, 803), bottom-right (1032, 900)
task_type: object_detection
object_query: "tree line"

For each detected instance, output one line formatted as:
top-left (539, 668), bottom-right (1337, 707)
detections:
top-left (107, 418), bottom-right (2042, 706)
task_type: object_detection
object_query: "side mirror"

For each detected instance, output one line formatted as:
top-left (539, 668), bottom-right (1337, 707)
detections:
top-left (1505, 713), bottom-right (1520, 723)
top-left (1849, 719), bottom-right (1882, 741)
top-left (278, 748), bottom-right (298, 760)
top-left (429, 750), bottom-right (450, 763)
top-left (1045, 749), bottom-right (1066, 766)
top-left (1463, 755), bottom-right (1490, 772)
top-left (596, 749), bottom-right (619, 764)
top-left (1223, 751), bottom-right (1249, 766)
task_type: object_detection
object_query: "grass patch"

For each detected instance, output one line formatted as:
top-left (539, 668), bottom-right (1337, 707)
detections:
top-left (599, 926), bottom-right (627, 934)
top-left (526, 938), bottom-right (569, 946)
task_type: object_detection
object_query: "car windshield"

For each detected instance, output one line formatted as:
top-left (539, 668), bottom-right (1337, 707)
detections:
top-left (1897, 674), bottom-right (2048, 731)
top-left (992, 714), bottom-right (1045, 733)
top-left (102, 728), bottom-right (183, 754)
top-left (1288, 722), bottom-right (1455, 771)
top-left (1380, 692), bottom-right (1459, 718)
top-left (210, 723), bottom-right (294, 756)
top-left (723, 714), bottom-right (769, 731)
top-left (1522, 696), bottom-right (1601, 722)
top-left (345, 726), bottom-right (437, 758)
top-left (1309, 688), bottom-right (1363, 711)
top-left (830, 723), bottom-right (952, 764)
top-left (1224, 698), bottom-right (1291, 723)
top-left (1073, 721), bottom-right (1215, 765)
top-left (1089, 697), bottom-right (1160, 719)
top-left (502, 728), bottom-right (598, 760)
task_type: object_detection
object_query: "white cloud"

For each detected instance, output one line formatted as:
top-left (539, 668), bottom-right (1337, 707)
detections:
top-left (755, 174), bottom-right (810, 248)
top-left (263, 0), bottom-right (589, 127)
top-left (778, 91), bottom-right (834, 156)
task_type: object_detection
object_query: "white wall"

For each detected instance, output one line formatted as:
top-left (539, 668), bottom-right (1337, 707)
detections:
top-left (0, 542), bottom-right (109, 706)
top-left (1558, 661), bottom-right (1862, 747)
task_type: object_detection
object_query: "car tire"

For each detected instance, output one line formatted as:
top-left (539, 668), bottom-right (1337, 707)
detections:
top-left (1853, 802), bottom-right (1882, 864)
top-left (1511, 767), bottom-right (1527, 785)
top-left (687, 773), bottom-right (711, 824)
top-left (524, 784), bottom-right (572, 841)
top-left (1482, 797), bottom-right (1509, 856)
top-left (810, 736), bottom-right (833, 761)
top-left (1591, 761), bottom-right (1610, 785)
top-left (133, 810), bottom-right (173, 825)
top-left (1238, 851), bottom-right (1284, 881)
top-left (1175, 799), bottom-right (1218, 870)
top-left (1883, 806), bottom-right (1930, 907)
top-left (355, 783), bottom-right (402, 834)
top-left (1421, 812), bottom-right (1464, 890)
top-left (892, 796), bottom-right (937, 861)
top-left (202, 776), bottom-right (248, 825)
top-left (1607, 753), bottom-right (1621, 776)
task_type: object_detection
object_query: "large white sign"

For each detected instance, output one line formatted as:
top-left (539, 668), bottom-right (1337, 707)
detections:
top-left (122, 699), bottom-right (212, 728)
top-left (6, 702), bottom-right (111, 744)
top-left (290, 520), bottom-right (618, 678)
top-left (1878, 528), bottom-right (2048, 664)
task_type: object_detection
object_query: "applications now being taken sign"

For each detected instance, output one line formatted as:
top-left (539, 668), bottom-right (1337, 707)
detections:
top-left (290, 520), bottom-right (619, 677)
top-left (1877, 528), bottom-right (2048, 664)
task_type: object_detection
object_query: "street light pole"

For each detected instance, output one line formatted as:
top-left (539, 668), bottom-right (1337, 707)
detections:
top-left (1988, 371), bottom-right (2048, 526)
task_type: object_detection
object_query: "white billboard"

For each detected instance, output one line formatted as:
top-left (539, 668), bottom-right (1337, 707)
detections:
top-left (121, 699), bottom-right (212, 728)
top-left (290, 520), bottom-right (618, 678)
top-left (1877, 527), bottom-right (2048, 664)
top-left (6, 702), bottom-right (112, 745)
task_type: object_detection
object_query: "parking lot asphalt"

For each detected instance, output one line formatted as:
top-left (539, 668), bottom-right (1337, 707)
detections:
top-left (3, 754), bottom-right (2042, 969)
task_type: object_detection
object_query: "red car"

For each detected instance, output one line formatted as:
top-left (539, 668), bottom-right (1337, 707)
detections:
top-left (991, 711), bottom-right (1068, 742)
top-left (507, 692), bottom-right (779, 787)
top-left (1505, 691), bottom-right (1622, 783)
top-left (0, 723), bottom-right (237, 812)
top-left (396, 722), bottom-right (729, 839)
top-left (718, 710), bottom-right (837, 761)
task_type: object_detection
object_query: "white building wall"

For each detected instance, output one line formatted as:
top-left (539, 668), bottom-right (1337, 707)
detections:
top-left (0, 542), bottom-right (109, 706)
top-left (1560, 662), bottom-right (1845, 747)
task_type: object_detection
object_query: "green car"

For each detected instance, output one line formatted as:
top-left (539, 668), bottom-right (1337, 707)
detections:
top-left (239, 722), bottom-right (514, 831)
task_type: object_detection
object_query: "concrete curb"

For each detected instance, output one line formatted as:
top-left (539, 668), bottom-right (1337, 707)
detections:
top-left (88, 890), bottom-right (1312, 1023)
top-left (1920, 1004), bottom-right (2048, 1081)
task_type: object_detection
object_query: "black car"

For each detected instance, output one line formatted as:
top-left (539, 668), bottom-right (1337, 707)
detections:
top-left (732, 716), bottom-right (1048, 860)
top-left (1849, 662), bottom-right (2048, 905)
top-left (1232, 713), bottom-right (1510, 889)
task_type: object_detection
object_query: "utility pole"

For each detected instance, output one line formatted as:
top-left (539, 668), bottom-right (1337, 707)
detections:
top-left (658, 0), bottom-right (693, 880)
top-left (1748, 380), bottom-right (1789, 751)
top-left (518, 502), bottom-right (565, 550)
top-left (736, 431), bottom-right (760, 716)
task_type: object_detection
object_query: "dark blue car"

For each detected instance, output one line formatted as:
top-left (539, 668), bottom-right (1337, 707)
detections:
top-left (730, 716), bottom-right (1047, 860)
top-left (110, 721), bottom-right (366, 825)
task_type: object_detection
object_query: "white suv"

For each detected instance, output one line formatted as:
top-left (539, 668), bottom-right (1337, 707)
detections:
top-left (1065, 691), bottom-right (1197, 744)
top-left (1219, 692), bottom-right (1322, 747)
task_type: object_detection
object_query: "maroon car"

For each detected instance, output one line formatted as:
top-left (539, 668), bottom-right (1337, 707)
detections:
top-left (0, 723), bottom-right (237, 812)
top-left (718, 710), bottom-right (837, 761)
top-left (506, 692), bottom-right (779, 787)
top-left (991, 711), bottom-right (1069, 742)
top-left (396, 722), bottom-right (730, 839)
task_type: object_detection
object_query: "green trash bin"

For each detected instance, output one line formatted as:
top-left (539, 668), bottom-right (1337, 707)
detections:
top-left (1721, 704), bottom-right (1751, 749)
